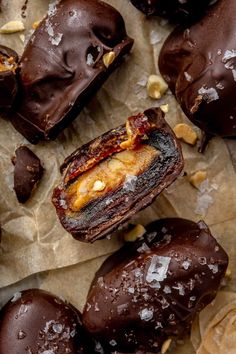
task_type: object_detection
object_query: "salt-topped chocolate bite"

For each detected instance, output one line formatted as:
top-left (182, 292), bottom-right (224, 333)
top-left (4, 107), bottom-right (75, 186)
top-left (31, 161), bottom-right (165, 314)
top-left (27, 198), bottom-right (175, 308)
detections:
top-left (0, 289), bottom-right (98, 354)
top-left (11, 0), bottom-right (133, 144)
top-left (83, 218), bottom-right (228, 353)
top-left (159, 0), bottom-right (236, 151)
top-left (130, 0), bottom-right (216, 23)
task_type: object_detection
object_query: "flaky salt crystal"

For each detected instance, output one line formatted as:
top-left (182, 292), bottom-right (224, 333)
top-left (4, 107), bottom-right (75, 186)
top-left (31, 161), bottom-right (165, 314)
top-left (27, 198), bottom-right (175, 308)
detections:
top-left (123, 174), bottom-right (138, 192)
top-left (198, 87), bottom-right (219, 103)
top-left (139, 308), bottom-right (153, 321)
top-left (146, 255), bottom-right (171, 283)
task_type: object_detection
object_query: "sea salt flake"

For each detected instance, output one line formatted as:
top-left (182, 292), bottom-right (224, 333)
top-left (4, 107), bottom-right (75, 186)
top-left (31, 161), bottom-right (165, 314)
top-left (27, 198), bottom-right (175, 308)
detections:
top-left (52, 323), bottom-right (63, 333)
top-left (232, 69), bottom-right (236, 81)
top-left (94, 341), bottom-right (104, 354)
top-left (198, 87), bottom-right (219, 103)
top-left (123, 174), bottom-right (138, 192)
top-left (137, 242), bottom-right (150, 253)
top-left (139, 308), bottom-right (153, 321)
top-left (222, 49), bottom-right (236, 62)
top-left (146, 255), bottom-right (171, 283)
top-left (163, 285), bottom-right (171, 294)
top-left (173, 283), bottom-right (185, 296)
top-left (182, 260), bottom-right (191, 270)
top-left (117, 303), bottom-right (128, 315)
top-left (184, 71), bottom-right (192, 82)
top-left (86, 53), bottom-right (94, 66)
top-left (109, 340), bottom-right (117, 346)
top-left (41, 351), bottom-right (55, 354)
top-left (50, 33), bottom-right (63, 46)
top-left (128, 287), bottom-right (135, 294)
top-left (208, 264), bottom-right (219, 274)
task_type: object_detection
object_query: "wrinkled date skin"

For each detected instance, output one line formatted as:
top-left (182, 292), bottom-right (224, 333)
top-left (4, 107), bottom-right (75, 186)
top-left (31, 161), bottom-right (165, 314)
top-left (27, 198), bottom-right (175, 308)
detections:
top-left (11, 0), bottom-right (133, 144)
top-left (159, 0), bottom-right (236, 151)
top-left (0, 289), bottom-right (98, 354)
top-left (52, 108), bottom-right (184, 243)
top-left (82, 218), bottom-right (228, 353)
top-left (0, 45), bottom-right (18, 110)
top-left (12, 146), bottom-right (44, 204)
top-left (130, 0), bottom-right (216, 23)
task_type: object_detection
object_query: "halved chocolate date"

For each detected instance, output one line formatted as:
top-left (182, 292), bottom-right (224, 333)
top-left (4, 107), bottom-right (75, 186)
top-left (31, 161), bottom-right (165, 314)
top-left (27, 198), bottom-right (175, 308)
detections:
top-left (11, 0), bottom-right (133, 144)
top-left (0, 289), bottom-right (99, 354)
top-left (0, 45), bottom-right (18, 110)
top-left (159, 0), bottom-right (236, 151)
top-left (130, 0), bottom-right (216, 22)
top-left (82, 218), bottom-right (228, 353)
top-left (52, 108), bottom-right (184, 242)
top-left (12, 146), bottom-right (44, 203)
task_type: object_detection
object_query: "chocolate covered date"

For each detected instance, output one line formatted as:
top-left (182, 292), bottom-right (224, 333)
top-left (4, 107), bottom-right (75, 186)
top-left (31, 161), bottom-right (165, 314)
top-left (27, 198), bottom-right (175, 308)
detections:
top-left (83, 218), bottom-right (228, 353)
top-left (159, 0), bottom-right (236, 151)
top-left (12, 146), bottom-right (44, 203)
top-left (52, 108), bottom-right (184, 243)
top-left (0, 45), bottom-right (18, 110)
top-left (130, 0), bottom-right (216, 22)
top-left (0, 289), bottom-right (98, 354)
top-left (11, 0), bottom-right (133, 144)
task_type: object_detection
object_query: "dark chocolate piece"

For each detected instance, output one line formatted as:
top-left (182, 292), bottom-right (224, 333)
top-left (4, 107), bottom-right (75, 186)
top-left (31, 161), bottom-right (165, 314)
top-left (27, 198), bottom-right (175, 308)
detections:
top-left (0, 45), bottom-right (18, 110)
top-left (159, 0), bottom-right (236, 151)
top-left (11, 0), bottom-right (133, 144)
top-left (83, 218), bottom-right (228, 353)
top-left (130, 0), bottom-right (216, 22)
top-left (52, 108), bottom-right (184, 243)
top-left (0, 289), bottom-right (98, 354)
top-left (12, 146), bottom-right (44, 203)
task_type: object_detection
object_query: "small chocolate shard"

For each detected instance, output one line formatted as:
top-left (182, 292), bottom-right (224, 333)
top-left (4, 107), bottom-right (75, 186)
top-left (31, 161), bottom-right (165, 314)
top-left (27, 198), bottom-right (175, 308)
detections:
top-left (12, 146), bottom-right (44, 203)
top-left (83, 218), bottom-right (228, 353)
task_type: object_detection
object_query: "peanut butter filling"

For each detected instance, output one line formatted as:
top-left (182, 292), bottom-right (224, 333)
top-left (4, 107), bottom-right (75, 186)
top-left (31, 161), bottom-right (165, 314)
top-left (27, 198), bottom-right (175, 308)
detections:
top-left (68, 144), bottom-right (158, 211)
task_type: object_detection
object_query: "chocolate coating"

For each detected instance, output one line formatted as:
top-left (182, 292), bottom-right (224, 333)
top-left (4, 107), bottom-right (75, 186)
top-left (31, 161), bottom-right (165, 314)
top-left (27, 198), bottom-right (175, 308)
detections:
top-left (159, 0), bottom-right (236, 150)
top-left (11, 0), bottom-right (133, 144)
top-left (0, 45), bottom-right (18, 110)
top-left (0, 289), bottom-right (97, 354)
top-left (130, 0), bottom-right (216, 22)
top-left (83, 218), bottom-right (228, 353)
top-left (12, 146), bottom-right (44, 203)
top-left (52, 108), bottom-right (184, 243)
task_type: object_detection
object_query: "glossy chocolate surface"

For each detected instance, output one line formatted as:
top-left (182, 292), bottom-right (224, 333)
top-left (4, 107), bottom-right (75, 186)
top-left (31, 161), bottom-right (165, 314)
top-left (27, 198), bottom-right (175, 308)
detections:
top-left (0, 289), bottom-right (96, 354)
top-left (83, 218), bottom-right (228, 353)
top-left (0, 45), bottom-right (18, 110)
top-left (11, 0), bottom-right (133, 144)
top-left (159, 0), bottom-right (236, 149)
top-left (130, 0), bottom-right (215, 22)
top-left (12, 146), bottom-right (44, 203)
top-left (52, 108), bottom-right (184, 243)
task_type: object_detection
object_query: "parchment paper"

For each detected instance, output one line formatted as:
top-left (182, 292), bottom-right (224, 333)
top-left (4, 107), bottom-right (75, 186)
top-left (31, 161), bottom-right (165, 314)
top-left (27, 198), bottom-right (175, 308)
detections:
top-left (0, 1), bottom-right (236, 353)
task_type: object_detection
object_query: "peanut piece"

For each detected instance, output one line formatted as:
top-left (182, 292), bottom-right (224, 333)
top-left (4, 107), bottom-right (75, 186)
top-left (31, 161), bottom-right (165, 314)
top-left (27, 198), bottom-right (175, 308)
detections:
top-left (147, 74), bottom-right (168, 99)
top-left (225, 267), bottom-right (232, 279)
top-left (0, 20), bottom-right (25, 34)
top-left (173, 123), bottom-right (198, 145)
top-left (189, 171), bottom-right (207, 188)
top-left (160, 104), bottom-right (169, 113)
top-left (161, 339), bottom-right (172, 354)
top-left (124, 224), bottom-right (146, 242)
top-left (32, 21), bottom-right (40, 30)
top-left (103, 51), bottom-right (116, 68)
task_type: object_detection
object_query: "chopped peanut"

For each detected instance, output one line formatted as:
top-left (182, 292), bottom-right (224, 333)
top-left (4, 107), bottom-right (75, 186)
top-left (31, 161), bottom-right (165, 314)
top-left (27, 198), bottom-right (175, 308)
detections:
top-left (225, 267), bottom-right (232, 279)
top-left (161, 339), bottom-right (172, 354)
top-left (0, 20), bottom-right (25, 34)
top-left (103, 51), bottom-right (116, 68)
top-left (124, 224), bottom-right (146, 242)
top-left (32, 21), bottom-right (40, 30)
top-left (189, 171), bottom-right (207, 189)
top-left (173, 123), bottom-right (198, 145)
top-left (19, 34), bottom-right (25, 43)
top-left (147, 74), bottom-right (168, 99)
top-left (160, 104), bottom-right (169, 113)
top-left (92, 180), bottom-right (106, 192)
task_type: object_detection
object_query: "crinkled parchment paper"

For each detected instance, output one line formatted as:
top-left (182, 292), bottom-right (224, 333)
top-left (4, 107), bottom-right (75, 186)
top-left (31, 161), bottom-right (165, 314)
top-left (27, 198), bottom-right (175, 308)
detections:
top-left (0, 1), bottom-right (236, 353)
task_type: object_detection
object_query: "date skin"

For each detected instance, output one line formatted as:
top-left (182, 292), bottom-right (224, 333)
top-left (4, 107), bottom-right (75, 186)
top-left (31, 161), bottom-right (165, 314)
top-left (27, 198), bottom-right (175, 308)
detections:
top-left (52, 108), bottom-right (184, 243)
top-left (83, 218), bottom-right (228, 353)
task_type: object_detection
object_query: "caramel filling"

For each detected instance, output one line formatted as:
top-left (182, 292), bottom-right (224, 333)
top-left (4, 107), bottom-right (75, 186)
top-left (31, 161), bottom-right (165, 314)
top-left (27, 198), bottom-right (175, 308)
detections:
top-left (0, 55), bottom-right (15, 72)
top-left (68, 145), bottom-right (158, 211)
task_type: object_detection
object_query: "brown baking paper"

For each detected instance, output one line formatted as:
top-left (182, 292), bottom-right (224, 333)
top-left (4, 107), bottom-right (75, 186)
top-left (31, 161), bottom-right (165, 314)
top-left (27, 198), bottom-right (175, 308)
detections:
top-left (0, 1), bottom-right (236, 353)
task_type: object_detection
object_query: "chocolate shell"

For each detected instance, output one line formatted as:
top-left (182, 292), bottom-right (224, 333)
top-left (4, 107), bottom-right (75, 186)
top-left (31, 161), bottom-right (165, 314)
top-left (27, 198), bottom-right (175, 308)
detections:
top-left (52, 108), bottom-right (184, 243)
top-left (0, 45), bottom-right (18, 110)
top-left (12, 146), bottom-right (44, 203)
top-left (10, 0), bottom-right (133, 144)
top-left (0, 289), bottom-right (98, 354)
top-left (130, 0), bottom-right (216, 23)
top-left (83, 218), bottom-right (228, 353)
top-left (159, 0), bottom-right (236, 151)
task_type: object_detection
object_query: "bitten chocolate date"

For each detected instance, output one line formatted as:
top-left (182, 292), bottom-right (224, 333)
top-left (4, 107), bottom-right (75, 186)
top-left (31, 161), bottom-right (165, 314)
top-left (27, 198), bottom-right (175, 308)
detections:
top-left (0, 289), bottom-right (98, 354)
top-left (11, 0), bottom-right (133, 144)
top-left (12, 146), bottom-right (44, 203)
top-left (83, 218), bottom-right (228, 353)
top-left (0, 45), bottom-right (18, 110)
top-left (130, 0), bottom-right (216, 22)
top-left (52, 108), bottom-right (184, 243)
top-left (159, 0), bottom-right (236, 151)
